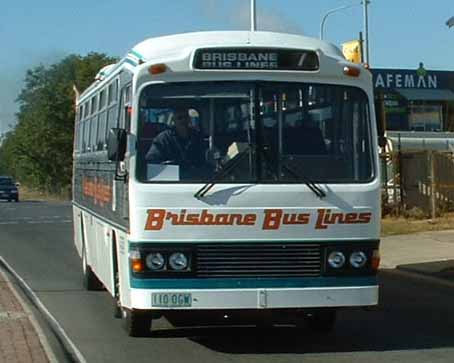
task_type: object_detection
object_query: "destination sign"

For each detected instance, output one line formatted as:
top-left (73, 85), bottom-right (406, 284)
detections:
top-left (193, 48), bottom-right (319, 71)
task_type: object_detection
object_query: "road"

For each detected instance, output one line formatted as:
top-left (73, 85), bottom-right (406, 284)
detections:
top-left (1, 200), bottom-right (454, 363)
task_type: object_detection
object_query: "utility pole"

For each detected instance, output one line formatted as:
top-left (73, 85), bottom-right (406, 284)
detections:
top-left (363, 0), bottom-right (370, 64)
top-left (251, 0), bottom-right (257, 31)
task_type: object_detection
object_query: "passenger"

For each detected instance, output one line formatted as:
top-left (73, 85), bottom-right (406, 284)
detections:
top-left (145, 108), bottom-right (208, 176)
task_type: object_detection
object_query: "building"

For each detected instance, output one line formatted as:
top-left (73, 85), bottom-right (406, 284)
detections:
top-left (371, 64), bottom-right (454, 151)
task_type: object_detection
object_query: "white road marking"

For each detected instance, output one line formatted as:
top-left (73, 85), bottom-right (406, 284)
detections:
top-left (27, 220), bottom-right (71, 224)
top-left (0, 220), bottom-right (71, 224)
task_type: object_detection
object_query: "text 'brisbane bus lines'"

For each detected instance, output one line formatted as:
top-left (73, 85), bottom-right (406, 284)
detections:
top-left (144, 208), bottom-right (373, 231)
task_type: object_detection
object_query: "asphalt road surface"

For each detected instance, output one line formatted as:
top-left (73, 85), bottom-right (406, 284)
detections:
top-left (1, 200), bottom-right (454, 363)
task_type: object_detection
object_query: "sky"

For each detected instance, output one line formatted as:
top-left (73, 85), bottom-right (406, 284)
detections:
top-left (1, 0), bottom-right (454, 134)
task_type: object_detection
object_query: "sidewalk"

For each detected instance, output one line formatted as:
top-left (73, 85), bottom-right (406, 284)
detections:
top-left (380, 229), bottom-right (454, 281)
top-left (0, 268), bottom-right (54, 363)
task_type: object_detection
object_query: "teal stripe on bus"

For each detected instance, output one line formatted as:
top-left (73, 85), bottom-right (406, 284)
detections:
top-left (129, 50), bottom-right (144, 60)
top-left (124, 58), bottom-right (138, 67)
top-left (130, 276), bottom-right (377, 289)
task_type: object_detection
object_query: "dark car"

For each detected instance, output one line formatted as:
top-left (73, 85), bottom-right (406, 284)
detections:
top-left (0, 176), bottom-right (19, 202)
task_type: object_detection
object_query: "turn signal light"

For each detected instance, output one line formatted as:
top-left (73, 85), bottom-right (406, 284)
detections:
top-left (132, 260), bottom-right (144, 273)
top-left (149, 63), bottom-right (167, 75)
top-left (371, 249), bottom-right (381, 271)
top-left (130, 249), bottom-right (144, 273)
top-left (343, 66), bottom-right (361, 77)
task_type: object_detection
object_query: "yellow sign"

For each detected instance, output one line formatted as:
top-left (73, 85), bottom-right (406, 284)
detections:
top-left (342, 40), bottom-right (362, 64)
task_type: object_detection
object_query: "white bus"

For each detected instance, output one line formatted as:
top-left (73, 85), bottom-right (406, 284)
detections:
top-left (73, 31), bottom-right (381, 337)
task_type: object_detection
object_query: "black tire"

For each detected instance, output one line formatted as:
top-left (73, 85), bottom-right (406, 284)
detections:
top-left (302, 309), bottom-right (337, 333)
top-left (82, 245), bottom-right (103, 291)
top-left (113, 271), bottom-right (122, 318)
top-left (122, 308), bottom-right (153, 337)
top-left (112, 235), bottom-right (122, 318)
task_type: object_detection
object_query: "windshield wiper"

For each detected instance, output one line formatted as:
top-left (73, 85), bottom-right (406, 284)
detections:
top-left (259, 147), bottom-right (325, 199)
top-left (194, 147), bottom-right (251, 198)
top-left (262, 148), bottom-right (326, 199)
top-left (195, 148), bottom-right (325, 199)
top-left (194, 144), bottom-right (281, 198)
top-left (280, 161), bottom-right (326, 199)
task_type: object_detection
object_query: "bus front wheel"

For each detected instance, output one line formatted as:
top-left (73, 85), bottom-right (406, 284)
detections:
top-left (122, 308), bottom-right (153, 337)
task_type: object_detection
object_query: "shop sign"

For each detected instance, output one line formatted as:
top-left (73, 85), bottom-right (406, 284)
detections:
top-left (372, 63), bottom-right (441, 90)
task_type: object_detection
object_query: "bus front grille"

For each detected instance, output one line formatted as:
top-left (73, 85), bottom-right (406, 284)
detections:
top-left (196, 243), bottom-right (321, 278)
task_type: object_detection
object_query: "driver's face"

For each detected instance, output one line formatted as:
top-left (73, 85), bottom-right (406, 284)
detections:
top-left (174, 111), bottom-right (190, 127)
top-left (174, 110), bottom-right (191, 138)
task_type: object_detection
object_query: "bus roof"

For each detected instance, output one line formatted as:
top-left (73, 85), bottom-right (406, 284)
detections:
top-left (128, 31), bottom-right (344, 64)
top-left (78, 31), bottom-right (351, 101)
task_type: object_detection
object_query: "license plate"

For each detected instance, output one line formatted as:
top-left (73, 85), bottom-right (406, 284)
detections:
top-left (152, 293), bottom-right (192, 307)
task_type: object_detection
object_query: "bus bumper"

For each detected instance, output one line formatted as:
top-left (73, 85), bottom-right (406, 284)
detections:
top-left (129, 285), bottom-right (378, 310)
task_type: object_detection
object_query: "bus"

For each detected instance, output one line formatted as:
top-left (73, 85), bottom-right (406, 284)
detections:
top-left (73, 31), bottom-right (381, 337)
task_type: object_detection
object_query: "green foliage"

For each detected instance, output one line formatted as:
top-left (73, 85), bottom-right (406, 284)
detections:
top-left (0, 53), bottom-right (117, 194)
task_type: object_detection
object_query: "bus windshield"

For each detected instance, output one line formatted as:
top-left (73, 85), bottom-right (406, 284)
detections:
top-left (136, 81), bottom-right (373, 184)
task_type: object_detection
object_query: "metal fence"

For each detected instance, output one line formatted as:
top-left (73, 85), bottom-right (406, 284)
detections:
top-left (381, 150), bottom-right (454, 217)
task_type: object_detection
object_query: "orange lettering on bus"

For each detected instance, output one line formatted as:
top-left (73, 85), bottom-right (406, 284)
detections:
top-left (145, 209), bottom-right (166, 231)
top-left (82, 177), bottom-right (112, 207)
top-left (315, 209), bottom-right (372, 229)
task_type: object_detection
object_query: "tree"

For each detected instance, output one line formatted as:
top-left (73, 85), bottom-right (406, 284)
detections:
top-left (0, 53), bottom-right (117, 193)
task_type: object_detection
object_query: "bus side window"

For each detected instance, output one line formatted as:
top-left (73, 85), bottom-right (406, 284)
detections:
top-left (78, 122), bottom-right (83, 152)
top-left (98, 89), bottom-right (107, 150)
top-left (83, 103), bottom-right (90, 152)
top-left (91, 96), bottom-right (99, 152)
top-left (120, 84), bottom-right (132, 131)
top-left (107, 79), bottom-right (119, 133)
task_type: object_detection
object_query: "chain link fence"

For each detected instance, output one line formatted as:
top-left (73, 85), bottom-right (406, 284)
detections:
top-left (381, 150), bottom-right (454, 217)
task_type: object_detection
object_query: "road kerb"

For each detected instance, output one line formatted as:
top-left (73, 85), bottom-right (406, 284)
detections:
top-left (0, 256), bottom-right (87, 363)
top-left (0, 267), bottom-right (58, 363)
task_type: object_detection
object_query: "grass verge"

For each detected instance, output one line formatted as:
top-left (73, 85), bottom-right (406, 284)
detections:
top-left (382, 213), bottom-right (454, 236)
top-left (19, 186), bottom-right (70, 202)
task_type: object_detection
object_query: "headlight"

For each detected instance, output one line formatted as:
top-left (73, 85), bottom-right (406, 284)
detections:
top-left (328, 251), bottom-right (346, 269)
top-left (350, 251), bottom-right (367, 268)
top-left (168, 252), bottom-right (189, 271)
top-left (146, 253), bottom-right (165, 271)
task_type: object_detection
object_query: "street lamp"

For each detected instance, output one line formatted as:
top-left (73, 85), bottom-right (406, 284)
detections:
top-left (320, 3), bottom-right (362, 41)
top-left (320, 1), bottom-right (371, 64)
top-left (251, 0), bottom-right (257, 31)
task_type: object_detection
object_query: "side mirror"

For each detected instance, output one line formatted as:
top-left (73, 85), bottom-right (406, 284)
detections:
top-left (107, 128), bottom-right (127, 161)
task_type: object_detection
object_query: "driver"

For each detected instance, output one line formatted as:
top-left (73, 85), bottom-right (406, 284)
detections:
top-left (145, 108), bottom-right (207, 171)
